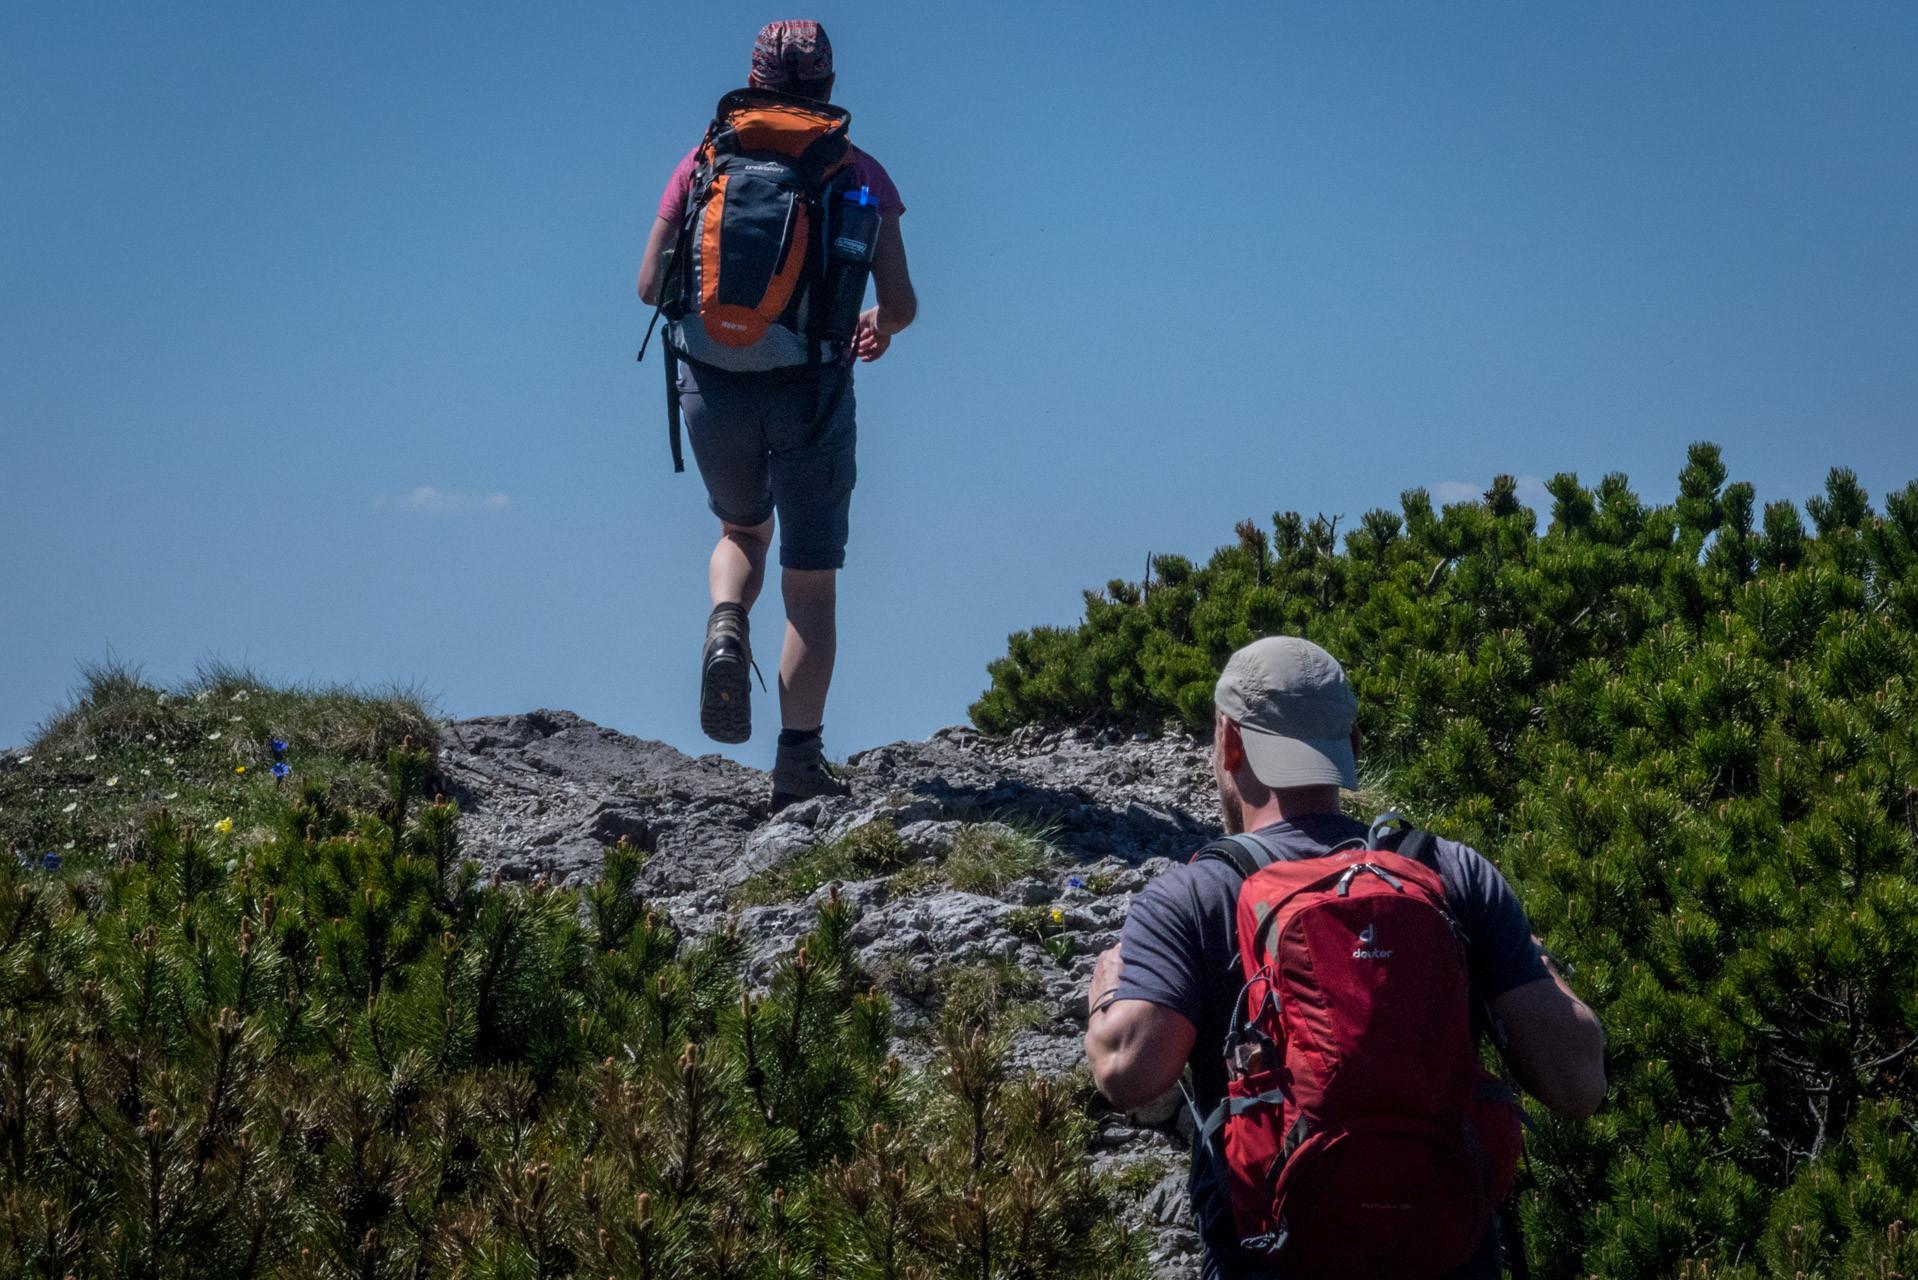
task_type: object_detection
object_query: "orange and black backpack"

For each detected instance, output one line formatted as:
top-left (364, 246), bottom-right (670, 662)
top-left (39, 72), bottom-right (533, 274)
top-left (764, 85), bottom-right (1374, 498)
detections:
top-left (639, 88), bottom-right (866, 471)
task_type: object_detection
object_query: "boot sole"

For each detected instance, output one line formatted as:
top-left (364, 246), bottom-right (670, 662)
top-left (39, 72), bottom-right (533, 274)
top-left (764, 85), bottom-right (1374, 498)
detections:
top-left (771, 782), bottom-right (849, 813)
top-left (700, 652), bottom-right (752, 744)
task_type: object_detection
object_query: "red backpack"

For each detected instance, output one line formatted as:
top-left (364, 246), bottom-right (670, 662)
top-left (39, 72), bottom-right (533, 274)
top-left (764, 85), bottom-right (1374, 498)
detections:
top-left (1191, 817), bottom-right (1523, 1279)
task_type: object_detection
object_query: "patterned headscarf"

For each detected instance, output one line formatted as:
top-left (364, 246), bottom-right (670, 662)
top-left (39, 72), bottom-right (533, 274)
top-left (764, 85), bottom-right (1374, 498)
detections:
top-left (750, 20), bottom-right (833, 86)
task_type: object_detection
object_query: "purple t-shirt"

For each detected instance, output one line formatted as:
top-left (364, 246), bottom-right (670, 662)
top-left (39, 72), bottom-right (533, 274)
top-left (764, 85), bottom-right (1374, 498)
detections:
top-left (656, 144), bottom-right (905, 225)
top-left (1116, 812), bottom-right (1549, 1280)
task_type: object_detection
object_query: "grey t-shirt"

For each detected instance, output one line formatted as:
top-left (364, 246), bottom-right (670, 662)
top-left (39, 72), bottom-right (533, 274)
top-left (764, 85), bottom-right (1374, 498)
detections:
top-left (1115, 811), bottom-right (1549, 1280)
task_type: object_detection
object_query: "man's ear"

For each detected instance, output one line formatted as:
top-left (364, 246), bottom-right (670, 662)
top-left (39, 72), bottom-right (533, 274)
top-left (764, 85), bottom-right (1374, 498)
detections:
top-left (1218, 716), bottom-right (1247, 774)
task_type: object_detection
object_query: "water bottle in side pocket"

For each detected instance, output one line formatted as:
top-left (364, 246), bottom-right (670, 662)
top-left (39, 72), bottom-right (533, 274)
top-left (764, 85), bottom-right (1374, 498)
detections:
top-left (822, 185), bottom-right (881, 342)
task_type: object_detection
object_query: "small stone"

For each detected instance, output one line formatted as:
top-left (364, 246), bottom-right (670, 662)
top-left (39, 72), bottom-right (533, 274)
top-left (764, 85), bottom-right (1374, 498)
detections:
top-left (1002, 877), bottom-right (1058, 906)
top-left (1128, 1083), bottom-right (1184, 1127)
top-left (896, 819), bottom-right (962, 859)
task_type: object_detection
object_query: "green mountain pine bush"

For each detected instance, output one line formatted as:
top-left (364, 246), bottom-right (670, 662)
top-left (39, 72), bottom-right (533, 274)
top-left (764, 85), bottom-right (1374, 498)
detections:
top-left (0, 677), bottom-right (1143, 1279)
top-left (974, 445), bottom-right (1918, 1278)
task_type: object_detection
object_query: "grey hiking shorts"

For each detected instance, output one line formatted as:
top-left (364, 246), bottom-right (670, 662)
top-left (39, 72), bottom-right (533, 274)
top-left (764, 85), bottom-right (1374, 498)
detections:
top-left (678, 361), bottom-right (857, 572)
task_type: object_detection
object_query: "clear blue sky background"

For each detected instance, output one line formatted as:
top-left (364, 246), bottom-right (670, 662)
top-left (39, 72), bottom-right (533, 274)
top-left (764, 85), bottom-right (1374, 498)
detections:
top-left (5, 2), bottom-right (1915, 766)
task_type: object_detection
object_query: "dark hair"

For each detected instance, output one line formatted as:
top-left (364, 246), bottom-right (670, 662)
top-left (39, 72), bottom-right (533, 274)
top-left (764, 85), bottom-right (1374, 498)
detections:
top-left (752, 74), bottom-right (834, 102)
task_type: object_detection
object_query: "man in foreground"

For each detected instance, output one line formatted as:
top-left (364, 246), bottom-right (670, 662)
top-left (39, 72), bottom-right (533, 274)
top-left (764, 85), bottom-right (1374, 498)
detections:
top-left (1084, 636), bottom-right (1606, 1278)
top-left (636, 20), bottom-right (916, 807)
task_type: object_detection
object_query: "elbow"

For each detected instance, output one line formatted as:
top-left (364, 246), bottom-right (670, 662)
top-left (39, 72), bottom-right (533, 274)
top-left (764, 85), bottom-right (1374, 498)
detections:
top-left (1536, 1063), bottom-right (1607, 1120)
top-left (1085, 1035), bottom-right (1127, 1106)
top-left (878, 287), bottom-right (917, 334)
top-left (1085, 1034), bottom-right (1140, 1110)
top-left (1092, 1066), bottom-right (1159, 1114)
top-left (1538, 1034), bottom-right (1609, 1120)
top-left (1085, 1035), bottom-right (1170, 1112)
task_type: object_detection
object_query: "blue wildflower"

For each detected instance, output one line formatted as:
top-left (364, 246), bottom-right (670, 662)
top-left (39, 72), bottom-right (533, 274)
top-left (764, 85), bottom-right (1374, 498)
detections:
top-left (272, 762), bottom-right (291, 778)
top-left (270, 739), bottom-right (288, 756)
top-left (1067, 875), bottom-right (1084, 889)
top-left (41, 852), bottom-right (61, 872)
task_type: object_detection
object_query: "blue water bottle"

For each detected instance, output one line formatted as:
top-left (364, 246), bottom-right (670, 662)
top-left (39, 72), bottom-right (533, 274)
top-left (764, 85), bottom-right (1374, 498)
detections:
top-left (824, 185), bottom-right (881, 341)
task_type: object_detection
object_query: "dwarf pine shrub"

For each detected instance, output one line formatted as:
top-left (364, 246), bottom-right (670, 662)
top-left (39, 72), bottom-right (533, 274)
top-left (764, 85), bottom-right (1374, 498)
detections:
top-left (976, 444), bottom-right (1918, 1279)
top-left (0, 680), bottom-right (1144, 1279)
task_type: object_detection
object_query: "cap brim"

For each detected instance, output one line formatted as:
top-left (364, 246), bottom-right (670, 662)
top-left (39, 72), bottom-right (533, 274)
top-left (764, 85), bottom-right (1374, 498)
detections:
top-left (1239, 725), bottom-right (1359, 790)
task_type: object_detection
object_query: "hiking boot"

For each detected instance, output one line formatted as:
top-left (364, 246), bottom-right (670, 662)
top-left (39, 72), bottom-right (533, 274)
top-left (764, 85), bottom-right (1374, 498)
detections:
top-left (700, 603), bottom-right (753, 744)
top-left (770, 734), bottom-right (850, 811)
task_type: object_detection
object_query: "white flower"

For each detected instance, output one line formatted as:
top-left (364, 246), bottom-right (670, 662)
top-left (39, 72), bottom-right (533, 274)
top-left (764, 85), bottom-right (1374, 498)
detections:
top-left (106, 776), bottom-right (119, 786)
top-left (62, 841), bottom-right (74, 850)
top-left (62, 802), bottom-right (77, 813)
top-left (141, 769), bottom-right (151, 776)
top-left (164, 792), bottom-right (179, 800)
top-left (16, 755), bottom-right (29, 764)
top-left (163, 757), bottom-right (175, 765)
top-left (207, 732), bottom-right (221, 741)
top-left (84, 754), bottom-right (97, 761)
top-left (229, 716), bottom-right (243, 723)
top-left (232, 690), bottom-right (249, 702)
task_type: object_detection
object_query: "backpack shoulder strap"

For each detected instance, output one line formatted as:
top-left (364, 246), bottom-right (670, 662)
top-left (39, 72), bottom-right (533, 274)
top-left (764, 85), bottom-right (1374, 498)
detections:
top-left (1189, 831), bottom-right (1281, 881)
top-left (1368, 811), bottom-right (1441, 874)
top-left (1395, 827), bottom-right (1440, 873)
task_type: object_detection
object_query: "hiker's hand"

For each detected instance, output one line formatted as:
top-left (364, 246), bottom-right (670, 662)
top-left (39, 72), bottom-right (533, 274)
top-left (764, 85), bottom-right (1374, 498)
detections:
top-left (854, 307), bottom-right (892, 362)
top-left (1088, 944), bottom-right (1123, 1018)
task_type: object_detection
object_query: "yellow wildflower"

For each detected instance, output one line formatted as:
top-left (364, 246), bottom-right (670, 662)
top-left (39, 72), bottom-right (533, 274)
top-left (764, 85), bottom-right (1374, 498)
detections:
top-left (215, 818), bottom-right (234, 833)
top-left (1050, 908), bottom-right (1064, 925)
top-left (235, 766), bottom-right (246, 774)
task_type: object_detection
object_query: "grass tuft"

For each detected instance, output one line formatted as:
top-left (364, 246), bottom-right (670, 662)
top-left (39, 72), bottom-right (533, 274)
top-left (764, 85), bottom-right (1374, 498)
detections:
top-left (941, 822), bottom-right (1051, 896)
top-left (3, 665), bottom-right (437, 870)
top-left (731, 818), bottom-right (914, 906)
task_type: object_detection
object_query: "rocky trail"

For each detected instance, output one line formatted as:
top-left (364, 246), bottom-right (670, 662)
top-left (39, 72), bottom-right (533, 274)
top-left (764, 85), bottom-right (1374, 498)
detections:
top-left (439, 710), bottom-right (1225, 1276)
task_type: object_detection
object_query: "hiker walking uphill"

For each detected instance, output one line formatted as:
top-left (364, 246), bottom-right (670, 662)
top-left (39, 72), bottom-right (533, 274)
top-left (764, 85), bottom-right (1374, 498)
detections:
top-left (637, 20), bottom-right (916, 809)
top-left (1084, 637), bottom-right (1607, 1280)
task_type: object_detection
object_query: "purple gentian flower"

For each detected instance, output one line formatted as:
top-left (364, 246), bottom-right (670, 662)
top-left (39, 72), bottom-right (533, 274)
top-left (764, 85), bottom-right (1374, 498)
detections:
top-left (269, 740), bottom-right (288, 756)
top-left (41, 852), bottom-right (61, 872)
top-left (272, 762), bottom-right (291, 778)
top-left (1067, 875), bottom-right (1084, 889)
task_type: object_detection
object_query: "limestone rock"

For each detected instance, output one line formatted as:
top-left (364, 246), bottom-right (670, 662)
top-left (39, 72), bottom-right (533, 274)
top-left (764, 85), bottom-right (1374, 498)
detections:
top-left (437, 710), bottom-right (1223, 1276)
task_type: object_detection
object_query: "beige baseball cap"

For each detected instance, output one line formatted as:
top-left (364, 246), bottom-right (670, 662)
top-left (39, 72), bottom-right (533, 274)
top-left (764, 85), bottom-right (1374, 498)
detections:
top-left (1214, 636), bottom-right (1359, 789)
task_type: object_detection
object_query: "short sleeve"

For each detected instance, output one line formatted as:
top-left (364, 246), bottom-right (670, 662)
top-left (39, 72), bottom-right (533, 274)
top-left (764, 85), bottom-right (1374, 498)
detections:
top-left (851, 150), bottom-right (905, 218)
top-left (655, 148), bottom-right (700, 225)
top-left (1115, 871), bottom-right (1207, 1027)
top-left (1440, 841), bottom-right (1551, 1001)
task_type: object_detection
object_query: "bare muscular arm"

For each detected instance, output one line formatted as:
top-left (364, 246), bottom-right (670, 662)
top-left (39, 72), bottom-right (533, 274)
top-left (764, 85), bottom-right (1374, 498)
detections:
top-left (1083, 945), bottom-right (1196, 1111)
top-left (1490, 946), bottom-right (1607, 1118)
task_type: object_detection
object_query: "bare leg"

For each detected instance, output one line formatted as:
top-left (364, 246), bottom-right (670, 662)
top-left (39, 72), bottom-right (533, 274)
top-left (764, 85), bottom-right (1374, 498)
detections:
top-left (779, 568), bottom-right (837, 730)
top-left (710, 518), bottom-right (773, 610)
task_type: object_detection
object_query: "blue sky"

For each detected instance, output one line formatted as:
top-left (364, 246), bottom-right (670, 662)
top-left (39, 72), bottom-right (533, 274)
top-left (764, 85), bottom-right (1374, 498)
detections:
top-left (4, 2), bottom-right (1915, 765)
